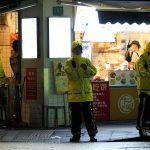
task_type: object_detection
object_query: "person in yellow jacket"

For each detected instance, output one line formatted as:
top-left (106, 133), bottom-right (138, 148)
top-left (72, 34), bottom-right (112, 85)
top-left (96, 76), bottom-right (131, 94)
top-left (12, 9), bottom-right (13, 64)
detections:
top-left (64, 41), bottom-right (98, 142)
top-left (135, 41), bottom-right (150, 130)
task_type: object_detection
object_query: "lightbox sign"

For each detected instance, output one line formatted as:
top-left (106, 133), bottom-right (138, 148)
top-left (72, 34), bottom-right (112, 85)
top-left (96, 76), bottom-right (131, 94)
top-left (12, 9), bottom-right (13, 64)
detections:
top-left (21, 18), bottom-right (38, 58)
top-left (49, 17), bottom-right (71, 58)
top-left (74, 6), bottom-right (99, 32)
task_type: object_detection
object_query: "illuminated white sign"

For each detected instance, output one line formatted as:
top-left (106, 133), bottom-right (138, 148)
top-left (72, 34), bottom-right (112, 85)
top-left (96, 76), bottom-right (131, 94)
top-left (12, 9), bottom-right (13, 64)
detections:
top-left (49, 17), bottom-right (71, 58)
top-left (74, 6), bottom-right (99, 32)
top-left (21, 18), bottom-right (38, 58)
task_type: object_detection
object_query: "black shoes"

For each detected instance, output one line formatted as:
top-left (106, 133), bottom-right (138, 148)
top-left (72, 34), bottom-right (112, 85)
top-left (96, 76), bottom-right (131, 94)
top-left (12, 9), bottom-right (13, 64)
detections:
top-left (70, 135), bottom-right (97, 142)
top-left (89, 137), bottom-right (97, 142)
top-left (70, 135), bottom-right (80, 142)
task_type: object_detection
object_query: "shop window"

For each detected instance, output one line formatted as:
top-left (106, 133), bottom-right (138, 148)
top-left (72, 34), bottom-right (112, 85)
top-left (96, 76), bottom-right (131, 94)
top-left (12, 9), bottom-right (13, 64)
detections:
top-left (21, 18), bottom-right (38, 58)
top-left (48, 17), bottom-right (71, 58)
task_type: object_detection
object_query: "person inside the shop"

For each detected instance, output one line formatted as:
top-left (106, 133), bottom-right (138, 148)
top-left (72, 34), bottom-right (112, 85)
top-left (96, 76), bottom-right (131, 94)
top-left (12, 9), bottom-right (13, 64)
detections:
top-left (128, 40), bottom-right (141, 69)
top-left (135, 41), bottom-right (150, 132)
top-left (10, 40), bottom-right (22, 127)
top-left (64, 41), bottom-right (98, 142)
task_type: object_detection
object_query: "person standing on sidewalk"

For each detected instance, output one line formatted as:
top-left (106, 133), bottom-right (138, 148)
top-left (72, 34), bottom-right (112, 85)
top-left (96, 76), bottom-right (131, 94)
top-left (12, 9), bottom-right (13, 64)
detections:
top-left (135, 42), bottom-right (150, 128)
top-left (64, 41), bottom-right (98, 142)
top-left (10, 40), bottom-right (22, 126)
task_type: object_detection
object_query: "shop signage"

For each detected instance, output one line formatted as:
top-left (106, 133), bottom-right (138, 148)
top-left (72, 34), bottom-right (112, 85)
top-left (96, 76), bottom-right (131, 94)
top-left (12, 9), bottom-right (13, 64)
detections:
top-left (118, 94), bottom-right (134, 114)
top-left (26, 68), bottom-right (37, 100)
top-left (91, 81), bottom-right (110, 121)
top-left (53, 6), bottom-right (63, 16)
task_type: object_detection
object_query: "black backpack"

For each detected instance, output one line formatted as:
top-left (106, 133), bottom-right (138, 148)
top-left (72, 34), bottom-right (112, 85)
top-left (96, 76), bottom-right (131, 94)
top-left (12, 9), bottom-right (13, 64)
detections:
top-left (125, 50), bottom-right (133, 62)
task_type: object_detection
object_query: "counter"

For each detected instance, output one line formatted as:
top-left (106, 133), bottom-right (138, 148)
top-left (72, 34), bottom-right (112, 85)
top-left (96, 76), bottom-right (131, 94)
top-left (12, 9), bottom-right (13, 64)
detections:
top-left (91, 81), bottom-right (139, 122)
top-left (109, 86), bottom-right (139, 120)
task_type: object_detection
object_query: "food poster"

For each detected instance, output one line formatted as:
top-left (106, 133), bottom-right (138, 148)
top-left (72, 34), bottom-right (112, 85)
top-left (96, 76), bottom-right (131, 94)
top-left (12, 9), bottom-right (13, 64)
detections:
top-left (53, 60), bottom-right (68, 94)
top-left (108, 70), bottom-right (136, 86)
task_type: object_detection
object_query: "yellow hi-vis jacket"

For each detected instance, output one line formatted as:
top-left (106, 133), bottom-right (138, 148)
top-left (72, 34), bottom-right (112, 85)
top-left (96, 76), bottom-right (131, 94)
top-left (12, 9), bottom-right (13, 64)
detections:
top-left (135, 53), bottom-right (150, 96)
top-left (64, 54), bottom-right (97, 102)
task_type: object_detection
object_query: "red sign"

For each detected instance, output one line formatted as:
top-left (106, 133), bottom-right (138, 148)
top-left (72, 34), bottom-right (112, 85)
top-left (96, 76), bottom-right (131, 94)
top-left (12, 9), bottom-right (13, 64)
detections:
top-left (26, 68), bottom-right (37, 100)
top-left (91, 81), bottom-right (110, 121)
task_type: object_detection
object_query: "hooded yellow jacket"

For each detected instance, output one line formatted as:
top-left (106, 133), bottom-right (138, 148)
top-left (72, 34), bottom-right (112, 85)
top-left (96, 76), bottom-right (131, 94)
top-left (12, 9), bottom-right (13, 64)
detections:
top-left (135, 53), bottom-right (150, 96)
top-left (64, 55), bottom-right (97, 102)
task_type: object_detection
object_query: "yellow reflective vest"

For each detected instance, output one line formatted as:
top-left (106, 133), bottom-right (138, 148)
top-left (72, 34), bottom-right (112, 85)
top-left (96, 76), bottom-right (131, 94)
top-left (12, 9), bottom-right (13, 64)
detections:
top-left (64, 55), bottom-right (97, 102)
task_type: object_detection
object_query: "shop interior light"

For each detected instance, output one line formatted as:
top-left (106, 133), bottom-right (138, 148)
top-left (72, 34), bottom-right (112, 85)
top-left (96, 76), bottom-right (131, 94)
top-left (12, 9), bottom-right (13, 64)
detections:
top-left (74, 6), bottom-right (99, 32)
top-left (57, 0), bottom-right (87, 6)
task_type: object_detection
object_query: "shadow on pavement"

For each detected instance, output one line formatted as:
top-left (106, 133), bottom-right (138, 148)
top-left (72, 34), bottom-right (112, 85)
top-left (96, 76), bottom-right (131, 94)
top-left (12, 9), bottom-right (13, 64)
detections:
top-left (112, 136), bottom-right (150, 142)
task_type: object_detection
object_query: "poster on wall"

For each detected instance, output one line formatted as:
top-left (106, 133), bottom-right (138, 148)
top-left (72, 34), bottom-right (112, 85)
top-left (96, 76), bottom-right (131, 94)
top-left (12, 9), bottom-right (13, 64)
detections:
top-left (53, 60), bottom-right (68, 94)
top-left (26, 68), bottom-right (37, 100)
top-left (91, 81), bottom-right (110, 121)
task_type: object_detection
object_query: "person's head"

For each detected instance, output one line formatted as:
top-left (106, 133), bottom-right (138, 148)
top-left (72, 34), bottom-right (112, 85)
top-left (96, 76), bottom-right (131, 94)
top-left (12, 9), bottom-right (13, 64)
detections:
top-left (130, 40), bottom-right (141, 51)
top-left (71, 41), bottom-right (82, 55)
top-left (143, 42), bottom-right (150, 55)
top-left (12, 40), bottom-right (19, 52)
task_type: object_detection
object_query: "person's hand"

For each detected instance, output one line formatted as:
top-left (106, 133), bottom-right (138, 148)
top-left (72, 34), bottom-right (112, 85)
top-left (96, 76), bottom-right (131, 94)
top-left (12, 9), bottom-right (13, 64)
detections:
top-left (71, 60), bottom-right (76, 68)
top-left (80, 63), bottom-right (87, 70)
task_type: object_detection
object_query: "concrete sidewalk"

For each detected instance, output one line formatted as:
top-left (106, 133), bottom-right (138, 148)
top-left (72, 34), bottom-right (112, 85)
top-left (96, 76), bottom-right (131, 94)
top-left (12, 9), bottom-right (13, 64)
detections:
top-left (0, 120), bottom-right (147, 143)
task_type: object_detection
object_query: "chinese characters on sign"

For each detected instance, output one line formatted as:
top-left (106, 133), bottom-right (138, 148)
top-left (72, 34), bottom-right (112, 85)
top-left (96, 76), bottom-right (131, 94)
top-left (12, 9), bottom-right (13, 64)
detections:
top-left (26, 68), bottom-right (37, 100)
top-left (91, 81), bottom-right (110, 121)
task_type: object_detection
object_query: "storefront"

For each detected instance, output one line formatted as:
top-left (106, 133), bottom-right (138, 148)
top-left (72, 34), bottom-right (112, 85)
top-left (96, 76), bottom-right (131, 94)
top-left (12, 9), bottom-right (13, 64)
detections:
top-left (74, 6), bottom-right (150, 121)
top-left (1, 0), bottom-right (150, 128)
top-left (0, 0), bottom-right (40, 128)
top-left (0, 12), bottom-right (19, 127)
top-left (0, 0), bottom-right (74, 128)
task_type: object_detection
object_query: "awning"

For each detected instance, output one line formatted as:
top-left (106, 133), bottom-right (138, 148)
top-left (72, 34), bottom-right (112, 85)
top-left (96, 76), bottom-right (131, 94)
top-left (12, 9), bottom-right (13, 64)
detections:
top-left (98, 11), bottom-right (150, 24)
top-left (0, 0), bottom-right (38, 13)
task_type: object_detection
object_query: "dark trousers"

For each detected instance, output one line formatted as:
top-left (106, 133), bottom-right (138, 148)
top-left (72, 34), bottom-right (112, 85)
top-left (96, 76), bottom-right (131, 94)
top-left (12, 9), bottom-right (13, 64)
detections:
top-left (69, 102), bottom-right (97, 137)
top-left (13, 85), bottom-right (21, 122)
top-left (137, 92), bottom-right (150, 127)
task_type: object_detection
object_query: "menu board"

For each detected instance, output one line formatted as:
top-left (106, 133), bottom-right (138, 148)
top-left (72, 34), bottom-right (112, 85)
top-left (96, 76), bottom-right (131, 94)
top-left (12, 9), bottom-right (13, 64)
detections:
top-left (91, 81), bottom-right (110, 121)
top-left (108, 70), bottom-right (136, 86)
